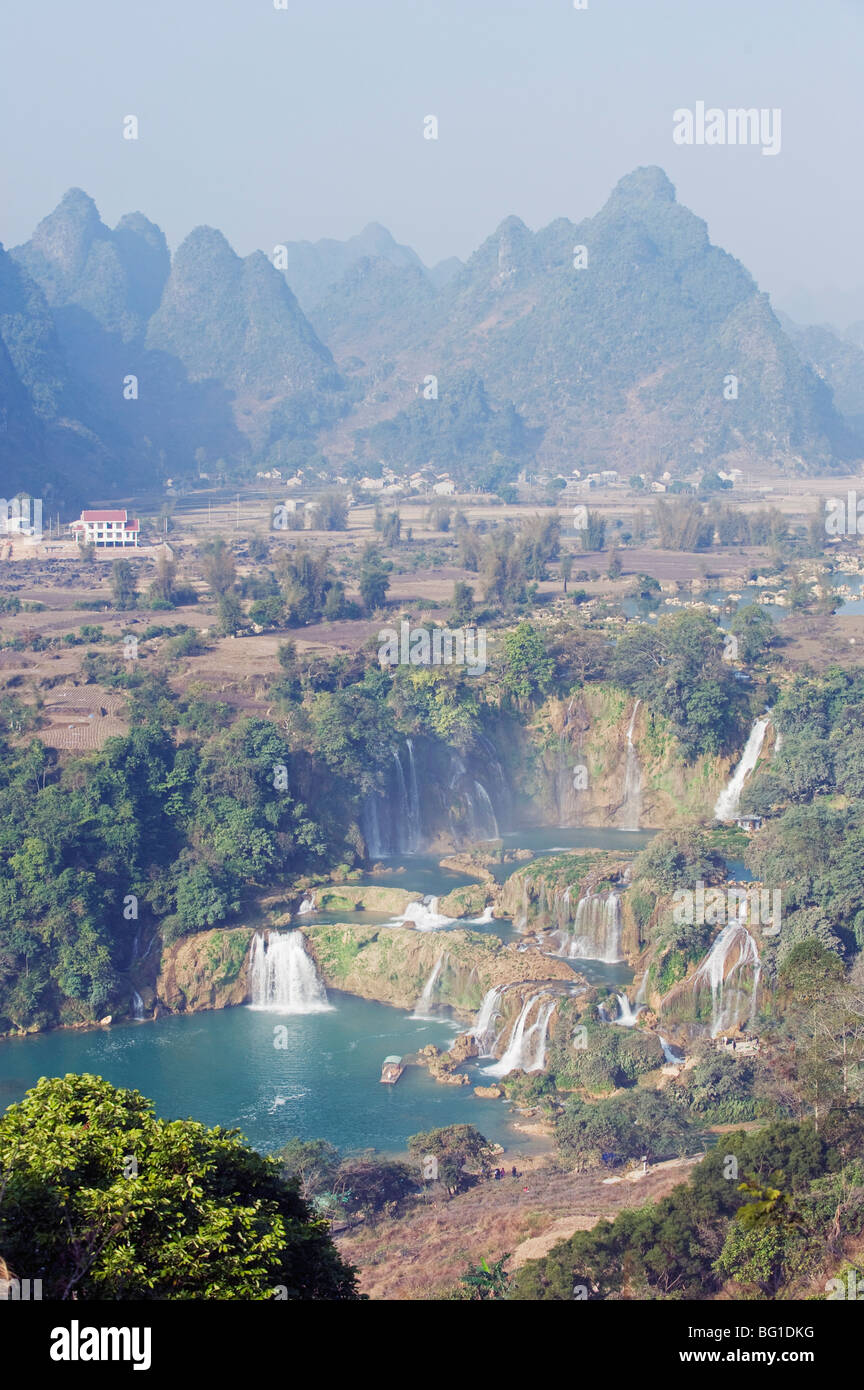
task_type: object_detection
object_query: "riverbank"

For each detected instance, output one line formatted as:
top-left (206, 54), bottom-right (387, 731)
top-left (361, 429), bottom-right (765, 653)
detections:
top-left (336, 1155), bottom-right (704, 1300)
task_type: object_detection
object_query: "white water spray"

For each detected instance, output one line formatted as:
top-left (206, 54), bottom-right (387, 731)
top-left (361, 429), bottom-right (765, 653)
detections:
top-left (619, 699), bottom-right (642, 831)
top-left (714, 717), bottom-right (770, 821)
top-left (692, 920), bottom-right (761, 1036)
top-left (613, 993), bottom-right (641, 1027)
top-left (412, 954), bottom-right (445, 1018)
top-left (398, 897), bottom-right (455, 931)
top-left (467, 905), bottom-right (494, 925)
top-left (659, 1035), bottom-right (685, 1065)
top-left (472, 986), bottom-right (505, 1056)
top-left (485, 993), bottom-right (556, 1076)
top-left (558, 892), bottom-right (624, 963)
top-left (471, 781), bottom-right (499, 840)
top-left (248, 931), bottom-right (333, 1014)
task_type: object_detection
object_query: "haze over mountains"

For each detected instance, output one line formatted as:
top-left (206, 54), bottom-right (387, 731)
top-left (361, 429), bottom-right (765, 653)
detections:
top-left (1, 168), bottom-right (861, 509)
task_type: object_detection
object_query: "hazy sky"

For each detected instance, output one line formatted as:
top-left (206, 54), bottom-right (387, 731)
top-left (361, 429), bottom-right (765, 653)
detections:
top-left (2, 0), bottom-right (863, 323)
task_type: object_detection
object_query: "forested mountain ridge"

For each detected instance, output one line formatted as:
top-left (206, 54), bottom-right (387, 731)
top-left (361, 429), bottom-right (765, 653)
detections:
top-left (322, 167), bottom-right (860, 476)
top-left (1, 170), bottom-right (861, 508)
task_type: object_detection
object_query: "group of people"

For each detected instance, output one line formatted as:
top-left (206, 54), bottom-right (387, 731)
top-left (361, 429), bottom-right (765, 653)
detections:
top-left (491, 1166), bottom-right (519, 1181)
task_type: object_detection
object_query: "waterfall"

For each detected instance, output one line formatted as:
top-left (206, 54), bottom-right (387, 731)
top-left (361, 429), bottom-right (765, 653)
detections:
top-left (659, 1035), bottom-right (685, 1065)
top-left (412, 954), bottom-right (445, 1018)
top-left (485, 993), bottom-right (556, 1077)
top-left (558, 892), bottom-right (624, 963)
top-left (398, 896), bottom-right (455, 932)
top-left (363, 741), bottom-right (424, 858)
top-left (248, 930), bottom-right (333, 1014)
top-left (131, 990), bottom-right (145, 1020)
top-left (473, 986), bottom-right (505, 1057)
top-left (635, 973), bottom-right (649, 1005)
top-left (403, 740), bottom-right (422, 851)
top-left (467, 905), bottom-right (494, 925)
top-left (392, 745), bottom-right (422, 853)
top-left (475, 733), bottom-right (509, 811)
top-left (619, 699), bottom-right (642, 830)
top-left (714, 717), bottom-right (770, 821)
top-left (297, 895), bottom-right (315, 916)
top-left (447, 750), bottom-right (503, 845)
top-left (613, 993), bottom-right (641, 1027)
top-left (692, 920), bottom-right (761, 1036)
top-left (471, 781), bottom-right (499, 840)
top-left (363, 792), bottom-right (386, 859)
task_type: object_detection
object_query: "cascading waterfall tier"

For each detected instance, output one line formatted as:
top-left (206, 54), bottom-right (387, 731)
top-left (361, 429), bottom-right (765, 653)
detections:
top-left (397, 897), bottom-right (455, 931)
top-left (391, 898), bottom-right (494, 932)
top-left (714, 717), bottom-right (771, 821)
top-left (484, 992), bottom-right (557, 1076)
top-left (692, 920), bottom-right (761, 1036)
top-left (447, 752), bottom-right (501, 845)
top-left (411, 954), bottom-right (446, 1018)
top-left (619, 699), bottom-right (643, 831)
top-left (362, 740), bottom-right (424, 857)
top-left (659, 1036), bottom-right (685, 1065)
top-left (472, 985), bottom-right (507, 1057)
top-left (613, 993), bottom-right (641, 1027)
top-left (556, 892), bottom-right (624, 963)
top-left (363, 737), bottom-right (505, 856)
top-left (248, 930), bottom-right (333, 1014)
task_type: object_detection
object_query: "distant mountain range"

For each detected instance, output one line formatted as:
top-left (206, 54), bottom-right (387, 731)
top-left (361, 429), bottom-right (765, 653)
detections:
top-left (1, 169), bottom-right (861, 509)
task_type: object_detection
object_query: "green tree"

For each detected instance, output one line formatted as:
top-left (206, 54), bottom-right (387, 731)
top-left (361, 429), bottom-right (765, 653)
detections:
top-left (359, 546), bottom-right (391, 614)
top-left (312, 493), bottom-right (349, 531)
top-left (581, 510), bottom-right (606, 552)
top-left (714, 1221), bottom-right (794, 1297)
top-left (0, 1075), bottom-right (360, 1300)
top-left (408, 1124), bottom-right (494, 1194)
top-left (730, 604), bottom-right (776, 663)
top-left (459, 1254), bottom-right (512, 1300)
top-left (149, 548), bottom-right (178, 606)
top-left (501, 622), bottom-right (556, 706)
top-left (217, 590), bottom-right (244, 636)
top-left (275, 1138), bottom-right (341, 1201)
top-left (110, 559), bottom-right (137, 610)
top-left (338, 1158), bottom-right (417, 1220)
top-left (198, 535), bottom-right (236, 597)
top-left (451, 581), bottom-right (474, 623)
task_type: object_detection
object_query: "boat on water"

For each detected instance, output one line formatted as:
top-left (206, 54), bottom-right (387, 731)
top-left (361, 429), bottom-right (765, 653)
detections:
top-left (380, 1055), bottom-right (405, 1084)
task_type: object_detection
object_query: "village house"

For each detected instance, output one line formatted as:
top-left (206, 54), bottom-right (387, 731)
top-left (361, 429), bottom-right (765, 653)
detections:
top-left (68, 510), bottom-right (140, 548)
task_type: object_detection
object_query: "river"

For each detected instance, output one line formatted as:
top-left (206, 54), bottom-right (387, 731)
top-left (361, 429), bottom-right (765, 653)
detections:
top-left (0, 825), bottom-right (650, 1157)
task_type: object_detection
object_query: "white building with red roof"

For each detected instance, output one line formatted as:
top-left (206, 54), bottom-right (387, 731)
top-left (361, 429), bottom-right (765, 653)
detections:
top-left (69, 509), bottom-right (140, 548)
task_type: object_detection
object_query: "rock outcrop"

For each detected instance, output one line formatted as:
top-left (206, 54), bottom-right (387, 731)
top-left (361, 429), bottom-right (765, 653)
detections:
top-left (155, 927), bottom-right (254, 1014)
